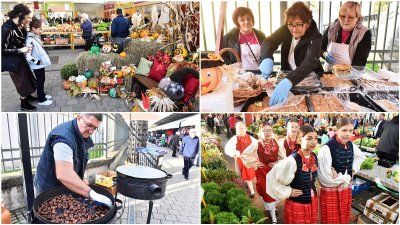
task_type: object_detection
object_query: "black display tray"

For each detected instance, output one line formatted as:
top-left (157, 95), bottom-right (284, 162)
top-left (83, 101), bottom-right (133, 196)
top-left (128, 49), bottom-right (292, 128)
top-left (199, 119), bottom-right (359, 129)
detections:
top-left (241, 91), bottom-right (308, 112)
top-left (317, 72), bottom-right (359, 92)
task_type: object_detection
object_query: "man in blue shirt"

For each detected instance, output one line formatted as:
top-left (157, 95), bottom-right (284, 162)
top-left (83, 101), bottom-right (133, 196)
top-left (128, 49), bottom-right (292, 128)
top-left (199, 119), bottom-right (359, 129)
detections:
top-left (111, 8), bottom-right (130, 45)
top-left (180, 129), bottom-right (199, 180)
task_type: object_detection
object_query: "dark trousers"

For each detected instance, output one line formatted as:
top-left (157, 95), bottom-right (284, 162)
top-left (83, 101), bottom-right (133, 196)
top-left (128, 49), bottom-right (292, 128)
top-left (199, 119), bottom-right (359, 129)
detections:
top-left (230, 128), bottom-right (236, 137)
top-left (33, 68), bottom-right (46, 102)
top-left (84, 39), bottom-right (92, 51)
top-left (172, 145), bottom-right (178, 156)
top-left (216, 126), bottom-right (221, 135)
top-left (183, 157), bottom-right (194, 179)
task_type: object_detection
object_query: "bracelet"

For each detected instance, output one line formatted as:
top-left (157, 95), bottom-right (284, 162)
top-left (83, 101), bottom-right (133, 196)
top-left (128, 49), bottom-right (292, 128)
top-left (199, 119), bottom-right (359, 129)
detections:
top-left (323, 51), bottom-right (328, 59)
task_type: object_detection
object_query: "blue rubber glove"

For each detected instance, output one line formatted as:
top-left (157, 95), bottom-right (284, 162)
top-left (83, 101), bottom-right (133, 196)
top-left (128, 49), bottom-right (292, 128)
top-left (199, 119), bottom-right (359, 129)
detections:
top-left (259, 58), bottom-right (274, 79)
top-left (325, 52), bottom-right (335, 64)
top-left (269, 78), bottom-right (293, 106)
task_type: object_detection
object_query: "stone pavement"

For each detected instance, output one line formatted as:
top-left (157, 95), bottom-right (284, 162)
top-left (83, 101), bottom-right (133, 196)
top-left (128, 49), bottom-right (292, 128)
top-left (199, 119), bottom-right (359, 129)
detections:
top-left (2, 49), bottom-right (131, 112)
top-left (8, 141), bottom-right (200, 224)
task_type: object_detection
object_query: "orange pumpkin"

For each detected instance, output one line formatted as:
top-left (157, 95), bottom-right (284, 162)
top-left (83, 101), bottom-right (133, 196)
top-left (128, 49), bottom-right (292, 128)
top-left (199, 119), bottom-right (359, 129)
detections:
top-left (130, 32), bottom-right (139, 39)
top-left (120, 52), bottom-right (127, 58)
top-left (113, 70), bottom-right (123, 78)
top-left (201, 66), bottom-right (223, 95)
top-left (63, 80), bottom-right (72, 90)
top-left (152, 32), bottom-right (160, 39)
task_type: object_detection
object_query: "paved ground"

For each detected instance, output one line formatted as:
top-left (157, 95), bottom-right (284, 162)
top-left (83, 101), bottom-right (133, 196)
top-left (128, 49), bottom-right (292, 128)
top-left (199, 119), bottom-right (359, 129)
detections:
top-left (9, 141), bottom-right (200, 224)
top-left (1, 49), bottom-right (131, 112)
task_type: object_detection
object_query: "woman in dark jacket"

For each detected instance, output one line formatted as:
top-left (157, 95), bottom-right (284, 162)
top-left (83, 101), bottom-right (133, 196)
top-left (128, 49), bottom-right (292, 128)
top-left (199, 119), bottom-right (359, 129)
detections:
top-left (80, 13), bottom-right (92, 51)
top-left (221, 7), bottom-right (268, 72)
top-left (261, 2), bottom-right (323, 106)
top-left (1, 3), bottom-right (37, 111)
top-left (321, 1), bottom-right (371, 69)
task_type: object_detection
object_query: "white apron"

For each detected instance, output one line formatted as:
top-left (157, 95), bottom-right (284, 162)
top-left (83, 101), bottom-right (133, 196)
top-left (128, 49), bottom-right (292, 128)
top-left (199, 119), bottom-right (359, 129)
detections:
top-left (240, 33), bottom-right (261, 71)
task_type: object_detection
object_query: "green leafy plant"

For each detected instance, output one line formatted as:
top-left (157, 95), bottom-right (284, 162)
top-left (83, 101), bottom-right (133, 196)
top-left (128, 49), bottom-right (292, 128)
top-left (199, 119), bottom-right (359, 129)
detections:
top-left (202, 182), bottom-right (222, 194)
top-left (361, 157), bottom-right (374, 170)
top-left (215, 212), bottom-right (240, 224)
top-left (228, 195), bottom-right (251, 217)
top-left (221, 182), bottom-right (237, 194)
top-left (241, 207), bottom-right (268, 224)
top-left (60, 63), bottom-right (78, 80)
top-left (204, 190), bottom-right (226, 207)
top-left (206, 157), bottom-right (227, 170)
top-left (203, 169), bottom-right (238, 184)
top-left (226, 187), bottom-right (246, 200)
top-left (201, 205), bottom-right (220, 223)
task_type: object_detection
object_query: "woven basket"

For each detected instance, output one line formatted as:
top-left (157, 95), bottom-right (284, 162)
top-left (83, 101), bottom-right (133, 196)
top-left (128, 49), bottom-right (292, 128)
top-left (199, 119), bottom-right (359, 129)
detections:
top-left (220, 48), bottom-right (262, 105)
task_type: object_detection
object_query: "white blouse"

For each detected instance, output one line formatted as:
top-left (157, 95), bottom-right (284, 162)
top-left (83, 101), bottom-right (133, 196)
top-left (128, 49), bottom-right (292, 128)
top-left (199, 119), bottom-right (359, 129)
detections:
top-left (277, 137), bottom-right (287, 161)
top-left (266, 156), bottom-right (297, 201)
top-left (224, 135), bottom-right (258, 157)
top-left (317, 143), bottom-right (366, 188)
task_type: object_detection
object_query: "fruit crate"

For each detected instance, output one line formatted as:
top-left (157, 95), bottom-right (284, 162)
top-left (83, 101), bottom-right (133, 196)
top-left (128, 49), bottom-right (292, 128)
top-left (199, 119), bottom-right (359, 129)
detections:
top-left (55, 38), bottom-right (69, 45)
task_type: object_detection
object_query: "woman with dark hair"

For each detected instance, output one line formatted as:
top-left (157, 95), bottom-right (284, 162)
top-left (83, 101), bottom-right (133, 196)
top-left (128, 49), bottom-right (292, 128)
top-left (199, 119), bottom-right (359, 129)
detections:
top-left (267, 125), bottom-right (319, 224)
top-left (321, 1), bottom-right (371, 68)
top-left (318, 117), bottom-right (365, 224)
top-left (261, 2), bottom-right (323, 106)
top-left (255, 122), bottom-right (279, 223)
top-left (1, 3), bottom-right (37, 111)
top-left (221, 7), bottom-right (268, 72)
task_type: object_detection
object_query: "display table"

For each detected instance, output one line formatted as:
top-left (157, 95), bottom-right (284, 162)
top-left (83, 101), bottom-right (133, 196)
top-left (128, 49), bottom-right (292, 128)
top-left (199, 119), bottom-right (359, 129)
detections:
top-left (41, 31), bottom-right (111, 50)
top-left (357, 162), bottom-right (399, 192)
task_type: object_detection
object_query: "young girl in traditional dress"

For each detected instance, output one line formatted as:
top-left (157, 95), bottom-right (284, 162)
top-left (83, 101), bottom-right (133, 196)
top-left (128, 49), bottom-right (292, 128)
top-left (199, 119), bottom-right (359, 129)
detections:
top-left (225, 122), bottom-right (257, 197)
top-left (255, 122), bottom-right (280, 223)
top-left (267, 125), bottom-right (319, 224)
top-left (278, 119), bottom-right (301, 160)
top-left (318, 117), bottom-right (365, 223)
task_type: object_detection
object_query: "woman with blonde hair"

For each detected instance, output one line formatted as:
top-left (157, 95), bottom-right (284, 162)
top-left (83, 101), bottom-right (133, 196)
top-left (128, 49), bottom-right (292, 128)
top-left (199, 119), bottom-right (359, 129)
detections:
top-left (321, 1), bottom-right (371, 68)
top-left (225, 122), bottom-right (257, 197)
top-left (318, 117), bottom-right (366, 223)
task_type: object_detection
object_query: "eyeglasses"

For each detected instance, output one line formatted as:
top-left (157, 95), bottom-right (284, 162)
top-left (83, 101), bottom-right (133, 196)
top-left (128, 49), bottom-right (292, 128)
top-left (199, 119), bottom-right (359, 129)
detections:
top-left (82, 117), bottom-right (99, 132)
top-left (339, 15), bottom-right (356, 22)
top-left (287, 23), bottom-right (304, 30)
top-left (261, 129), bottom-right (273, 133)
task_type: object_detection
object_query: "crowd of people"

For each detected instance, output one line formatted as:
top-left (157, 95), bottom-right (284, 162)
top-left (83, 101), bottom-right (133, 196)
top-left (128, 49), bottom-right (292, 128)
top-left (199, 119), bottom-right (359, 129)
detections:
top-left (203, 113), bottom-right (398, 224)
top-left (221, 1), bottom-right (371, 106)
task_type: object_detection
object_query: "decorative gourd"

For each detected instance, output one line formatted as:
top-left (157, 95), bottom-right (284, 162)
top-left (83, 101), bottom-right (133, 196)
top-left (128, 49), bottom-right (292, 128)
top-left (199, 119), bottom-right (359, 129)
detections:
top-left (63, 80), bottom-right (72, 90)
top-left (200, 66), bottom-right (223, 95)
top-left (113, 70), bottom-right (123, 78)
top-left (88, 77), bottom-right (98, 89)
top-left (130, 32), bottom-right (139, 39)
top-left (84, 69), bottom-right (94, 79)
top-left (102, 44), bottom-right (112, 53)
top-left (109, 88), bottom-right (117, 98)
top-left (120, 52), bottom-right (127, 59)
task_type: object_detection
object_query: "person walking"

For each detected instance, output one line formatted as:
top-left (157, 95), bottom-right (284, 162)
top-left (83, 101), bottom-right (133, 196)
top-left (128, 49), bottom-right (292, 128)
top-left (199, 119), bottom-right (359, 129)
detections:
top-left (170, 131), bottom-right (180, 157)
top-left (180, 129), bottom-right (199, 180)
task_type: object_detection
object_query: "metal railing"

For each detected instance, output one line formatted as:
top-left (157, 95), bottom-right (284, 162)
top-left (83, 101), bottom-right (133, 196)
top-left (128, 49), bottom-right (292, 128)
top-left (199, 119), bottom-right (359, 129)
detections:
top-left (201, 1), bottom-right (399, 72)
top-left (1, 113), bottom-right (129, 173)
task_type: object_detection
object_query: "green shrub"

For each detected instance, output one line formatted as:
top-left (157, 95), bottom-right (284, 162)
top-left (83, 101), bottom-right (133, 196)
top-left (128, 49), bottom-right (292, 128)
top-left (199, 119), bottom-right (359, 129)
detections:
top-left (202, 182), bottom-right (222, 194)
top-left (221, 182), bottom-right (237, 194)
top-left (201, 205), bottom-right (220, 223)
top-left (204, 168), bottom-right (238, 184)
top-left (204, 190), bottom-right (226, 207)
top-left (60, 63), bottom-right (78, 80)
top-left (241, 206), bottom-right (268, 224)
top-left (226, 187), bottom-right (246, 201)
top-left (227, 195), bottom-right (251, 217)
top-left (215, 212), bottom-right (240, 224)
top-left (206, 157), bottom-right (227, 170)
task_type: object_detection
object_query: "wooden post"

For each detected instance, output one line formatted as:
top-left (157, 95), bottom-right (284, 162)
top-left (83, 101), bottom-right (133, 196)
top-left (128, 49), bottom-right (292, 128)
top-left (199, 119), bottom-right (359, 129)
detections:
top-left (215, 1), bottom-right (227, 54)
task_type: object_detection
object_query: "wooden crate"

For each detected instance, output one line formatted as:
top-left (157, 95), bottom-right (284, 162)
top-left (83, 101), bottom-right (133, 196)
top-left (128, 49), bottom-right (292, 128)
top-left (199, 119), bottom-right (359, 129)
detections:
top-left (55, 38), bottom-right (69, 45)
top-left (74, 38), bottom-right (85, 45)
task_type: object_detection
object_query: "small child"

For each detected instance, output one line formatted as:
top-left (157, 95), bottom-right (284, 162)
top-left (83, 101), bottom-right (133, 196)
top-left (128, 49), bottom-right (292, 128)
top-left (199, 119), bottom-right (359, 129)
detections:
top-left (26, 18), bottom-right (53, 106)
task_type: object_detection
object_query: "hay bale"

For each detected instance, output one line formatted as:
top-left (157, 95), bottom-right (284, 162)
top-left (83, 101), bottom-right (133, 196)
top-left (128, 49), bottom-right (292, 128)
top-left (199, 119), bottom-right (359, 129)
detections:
top-left (123, 39), bottom-right (167, 65)
top-left (76, 52), bottom-right (125, 75)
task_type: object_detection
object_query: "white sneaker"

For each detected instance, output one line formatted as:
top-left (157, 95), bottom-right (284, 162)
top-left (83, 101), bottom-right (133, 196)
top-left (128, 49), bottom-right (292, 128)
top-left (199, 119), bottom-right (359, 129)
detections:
top-left (45, 95), bottom-right (52, 100)
top-left (38, 100), bottom-right (53, 106)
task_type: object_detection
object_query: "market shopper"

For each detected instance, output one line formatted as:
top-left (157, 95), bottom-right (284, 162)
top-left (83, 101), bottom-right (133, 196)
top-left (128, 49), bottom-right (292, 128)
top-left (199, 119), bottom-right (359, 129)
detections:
top-left (225, 122), bottom-right (257, 198)
top-left (1, 3), bottom-right (37, 111)
top-left (372, 113), bottom-right (386, 139)
top-left (220, 7), bottom-right (268, 72)
top-left (111, 8), bottom-right (130, 45)
top-left (278, 119), bottom-right (300, 160)
top-left (80, 13), bottom-right (92, 51)
top-left (180, 129), bottom-right (200, 180)
top-left (228, 114), bottom-right (238, 137)
top-left (34, 114), bottom-right (112, 207)
top-left (214, 115), bottom-right (222, 135)
top-left (170, 131), bottom-right (180, 157)
top-left (376, 115), bottom-right (399, 164)
top-left (317, 117), bottom-right (366, 224)
top-left (255, 122), bottom-right (280, 223)
top-left (260, 2), bottom-right (323, 106)
top-left (26, 18), bottom-right (53, 106)
top-left (321, 1), bottom-right (371, 69)
top-left (266, 125), bottom-right (319, 224)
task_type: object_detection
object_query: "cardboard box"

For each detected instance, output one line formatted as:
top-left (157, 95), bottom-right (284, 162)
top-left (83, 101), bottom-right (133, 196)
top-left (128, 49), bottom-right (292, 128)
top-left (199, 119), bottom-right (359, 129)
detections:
top-left (95, 170), bottom-right (117, 196)
top-left (357, 214), bottom-right (377, 224)
top-left (363, 193), bottom-right (399, 223)
top-left (55, 38), bottom-right (69, 45)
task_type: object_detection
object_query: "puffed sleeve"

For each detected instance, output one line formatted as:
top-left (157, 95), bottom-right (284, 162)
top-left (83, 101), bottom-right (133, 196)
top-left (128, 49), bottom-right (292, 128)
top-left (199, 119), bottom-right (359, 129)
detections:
top-left (266, 156), bottom-right (297, 201)
top-left (352, 143), bottom-right (366, 174)
top-left (224, 135), bottom-right (240, 157)
top-left (317, 145), bottom-right (352, 187)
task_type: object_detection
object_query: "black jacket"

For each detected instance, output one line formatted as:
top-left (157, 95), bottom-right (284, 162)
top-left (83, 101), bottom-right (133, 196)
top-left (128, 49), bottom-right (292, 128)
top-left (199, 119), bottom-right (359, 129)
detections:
top-left (221, 28), bottom-right (267, 65)
top-left (376, 116), bottom-right (399, 157)
top-left (263, 19), bottom-right (323, 86)
top-left (1, 19), bottom-right (27, 56)
top-left (321, 22), bottom-right (372, 67)
top-left (373, 120), bottom-right (386, 139)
